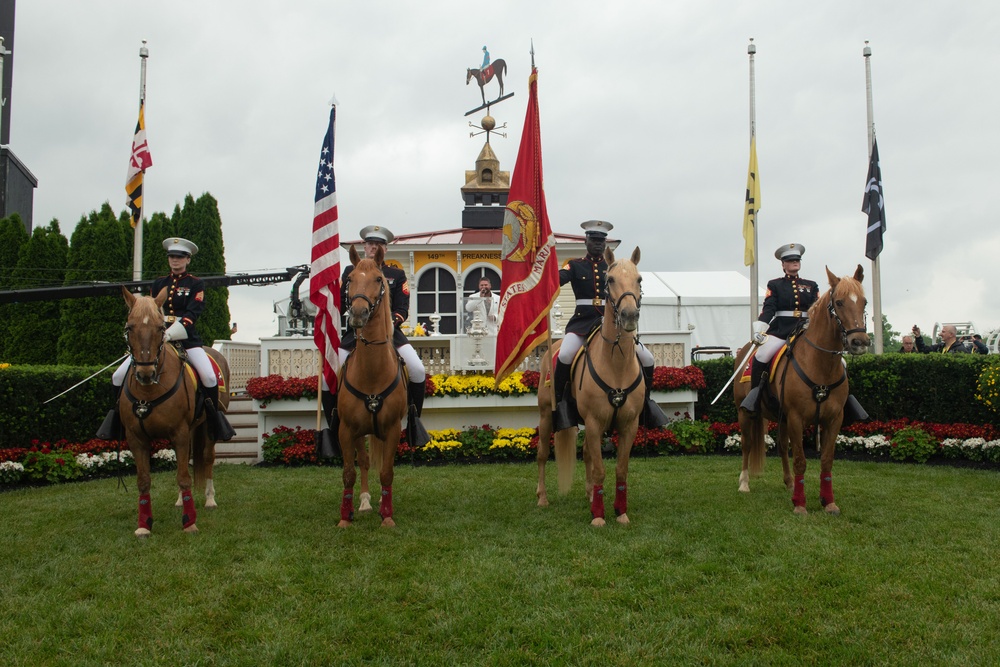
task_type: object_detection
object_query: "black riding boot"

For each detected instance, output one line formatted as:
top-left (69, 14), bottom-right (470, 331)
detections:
top-left (640, 365), bottom-right (670, 429)
top-left (552, 359), bottom-right (576, 432)
top-left (841, 394), bottom-right (869, 428)
top-left (96, 384), bottom-right (123, 441)
top-left (739, 358), bottom-right (768, 414)
top-left (204, 385), bottom-right (236, 442)
top-left (315, 389), bottom-right (341, 459)
top-left (407, 380), bottom-right (431, 449)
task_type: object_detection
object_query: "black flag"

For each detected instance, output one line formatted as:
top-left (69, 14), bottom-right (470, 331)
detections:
top-left (863, 138), bottom-right (886, 260)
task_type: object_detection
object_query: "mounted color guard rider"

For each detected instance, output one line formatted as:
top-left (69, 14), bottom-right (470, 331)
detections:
top-left (320, 225), bottom-right (428, 437)
top-left (740, 243), bottom-right (868, 425)
top-left (98, 237), bottom-right (235, 441)
top-left (551, 220), bottom-right (669, 432)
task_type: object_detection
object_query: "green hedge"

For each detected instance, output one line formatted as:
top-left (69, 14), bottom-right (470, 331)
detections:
top-left (2, 354), bottom-right (999, 448)
top-left (0, 365), bottom-right (109, 448)
top-left (694, 353), bottom-right (999, 426)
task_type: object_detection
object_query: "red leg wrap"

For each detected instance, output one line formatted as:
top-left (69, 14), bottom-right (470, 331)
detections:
top-left (379, 486), bottom-right (394, 520)
top-left (820, 474), bottom-right (834, 507)
top-left (792, 475), bottom-right (806, 507)
top-left (591, 484), bottom-right (605, 519)
top-left (181, 489), bottom-right (196, 529)
top-left (138, 493), bottom-right (153, 531)
top-left (340, 489), bottom-right (354, 522)
top-left (613, 483), bottom-right (627, 517)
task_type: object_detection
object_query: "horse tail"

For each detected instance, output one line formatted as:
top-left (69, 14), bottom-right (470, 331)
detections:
top-left (745, 416), bottom-right (766, 476)
top-left (555, 429), bottom-right (576, 495)
top-left (369, 435), bottom-right (385, 472)
top-left (501, 59), bottom-right (507, 76)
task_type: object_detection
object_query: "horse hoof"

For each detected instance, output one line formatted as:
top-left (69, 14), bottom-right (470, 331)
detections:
top-left (537, 497), bottom-right (549, 507)
top-left (616, 513), bottom-right (630, 525)
top-left (381, 517), bottom-right (396, 528)
top-left (135, 528), bottom-right (151, 538)
top-left (738, 483), bottom-right (750, 493)
top-left (792, 506), bottom-right (808, 515)
top-left (337, 520), bottom-right (352, 528)
top-left (358, 492), bottom-right (372, 513)
top-left (205, 499), bottom-right (218, 510)
top-left (591, 517), bottom-right (606, 527)
top-left (824, 503), bottom-right (841, 516)
top-left (183, 524), bottom-right (199, 533)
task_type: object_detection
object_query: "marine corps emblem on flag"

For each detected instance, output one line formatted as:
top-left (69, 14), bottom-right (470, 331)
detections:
top-left (502, 200), bottom-right (540, 263)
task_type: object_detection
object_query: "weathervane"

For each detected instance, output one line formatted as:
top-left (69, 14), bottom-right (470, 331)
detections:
top-left (465, 44), bottom-right (515, 143)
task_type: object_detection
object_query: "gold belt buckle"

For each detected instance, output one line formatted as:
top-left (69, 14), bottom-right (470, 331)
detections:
top-left (793, 310), bottom-right (801, 317)
top-left (165, 316), bottom-right (177, 324)
top-left (593, 298), bottom-right (603, 306)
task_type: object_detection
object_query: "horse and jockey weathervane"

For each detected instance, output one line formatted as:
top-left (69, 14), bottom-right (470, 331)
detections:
top-left (465, 43), bottom-right (516, 141)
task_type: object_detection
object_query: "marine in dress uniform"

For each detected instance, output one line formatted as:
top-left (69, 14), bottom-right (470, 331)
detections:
top-left (320, 225), bottom-right (429, 450)
top-left (740, 243), bottom-right (868, 425)
top-left (551, 220), bottom-right (667, 431)
top-left (98, 237), bottom-right (235, 441)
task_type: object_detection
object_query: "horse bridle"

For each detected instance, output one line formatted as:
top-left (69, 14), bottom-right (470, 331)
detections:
top-left (801, 286), bottom-right (868, 355)
top-left (345, 274), bottom-right (389, 346)
top-left (600, 273), bottom-right (642, 355)
top-left (124, 321), bottom-right (167, 385)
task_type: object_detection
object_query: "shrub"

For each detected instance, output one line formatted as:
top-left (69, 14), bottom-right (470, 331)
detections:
top-left (666, 419), bottom-right (715, 453)
top-left (889, 427), bottom-right (938, 464)
top-left (975, 362), bottom-right (1000, 414)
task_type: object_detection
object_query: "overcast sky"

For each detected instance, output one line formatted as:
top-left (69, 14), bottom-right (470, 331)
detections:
top-left (9, 1), bottom-right (1000, 344)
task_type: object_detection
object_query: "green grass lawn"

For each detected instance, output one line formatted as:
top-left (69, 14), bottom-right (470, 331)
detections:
top-left (2, 457), bottom-right (999, 666)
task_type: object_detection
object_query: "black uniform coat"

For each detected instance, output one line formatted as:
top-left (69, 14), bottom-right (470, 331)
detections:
top-left (559, 253), bottom-right (607, 336)
top-left (152, 272), bottom-right (205, 349)
top-left (758, 274), bottom-right (820, 339)
top-left (340, 262), bottom-right (410, 349)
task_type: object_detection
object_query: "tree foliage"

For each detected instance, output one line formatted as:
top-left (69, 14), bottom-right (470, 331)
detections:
top-left (0, 214), bottom-right (30, 362)
top-left (57, 203), bottom-right (133, 365)
top-left (7, 220), bottom-right (69, 364)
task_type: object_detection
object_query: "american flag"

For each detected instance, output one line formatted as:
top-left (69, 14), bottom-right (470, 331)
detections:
top-left (309, 106), bottom-right (341, 390)
top-left (125, 102), bottom-right (152, 229)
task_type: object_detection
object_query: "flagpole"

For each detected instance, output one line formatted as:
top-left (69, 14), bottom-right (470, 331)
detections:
top-left (132, 41), bottom-right (149, 282)
top-left (748, 38), bottom-right (759, 328)
top-left (864, 41), bottom-right (883, 354)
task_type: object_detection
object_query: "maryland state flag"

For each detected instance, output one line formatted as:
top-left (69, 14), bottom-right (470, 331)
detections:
top-left (494, 67), bottom-right (560, 383)
top-left (743, 133), bottom-right (760, 266)
top-left (125, 102), bottom-right (152, 228)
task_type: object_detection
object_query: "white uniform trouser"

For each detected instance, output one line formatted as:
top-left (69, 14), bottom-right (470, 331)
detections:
top-left (558, 332), bottom-right (655, 367)
top-left (320, 343), bottom-right (426, 392)
top-left (112, 346), bottom-right (217, 388)
top-left (754, 335), bottom-right (785, 364)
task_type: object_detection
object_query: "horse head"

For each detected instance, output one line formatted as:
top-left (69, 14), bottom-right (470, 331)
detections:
top-left (345, 244), bottom-right (388, 332)
top-left (825, 264), bottom-right (871, 355)
top-left (604, 246), bottom-right (642, 333)
top-left (122, 285), bottom-right (169, 385)
top-left (466, 68), bottom-right (474, 85)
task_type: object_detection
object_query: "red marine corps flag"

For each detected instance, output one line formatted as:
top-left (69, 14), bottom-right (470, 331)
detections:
top-left (494, 67), bottom-right (560, 383)
top-left (310, 106), bottom-right (342, 391)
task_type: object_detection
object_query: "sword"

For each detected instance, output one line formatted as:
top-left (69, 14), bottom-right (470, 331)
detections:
top-left (43, 354), bottom-right (129, 404)
top-left (710, 341), bottom-right (761, 405)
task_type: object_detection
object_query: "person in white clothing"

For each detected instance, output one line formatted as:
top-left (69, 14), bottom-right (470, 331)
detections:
top-left (465, 277), bottom-right (499, 335)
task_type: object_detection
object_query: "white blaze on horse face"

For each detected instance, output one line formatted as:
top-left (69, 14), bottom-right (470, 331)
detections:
top-left (143, 315), bottom-right (150, 324)
top-left (849, 293), bottom-right (859, 303)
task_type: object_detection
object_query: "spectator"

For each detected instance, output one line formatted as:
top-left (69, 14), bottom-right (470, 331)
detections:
top-left (898, 334), bottom-right (917, 353)
top-left (968, 333), bottom-right (990, 354)
top-left (913, 324), bottom-right (970, 354)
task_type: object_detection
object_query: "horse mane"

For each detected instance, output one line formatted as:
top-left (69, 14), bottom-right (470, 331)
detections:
top-left (130, 294), bottom-right (163, 323)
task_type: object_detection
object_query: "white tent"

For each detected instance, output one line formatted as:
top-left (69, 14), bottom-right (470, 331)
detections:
top-left (639, 271), bottom-right (765, 353)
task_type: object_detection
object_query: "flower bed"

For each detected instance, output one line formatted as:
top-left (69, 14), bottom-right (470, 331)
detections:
top-left (4, 417), bottom-right (1000, 489)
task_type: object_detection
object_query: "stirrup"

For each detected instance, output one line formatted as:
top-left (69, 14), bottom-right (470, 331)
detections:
top-left (641, 398), bottom-right (670, 429)
top-left (740, 386), bottom-right (762, 414)
top-left (408, 404), bottom-right (431, 449)
top-left (842, 394), bottom-right (869, 428)
top-left (206, 401), bottom-right (236, 441)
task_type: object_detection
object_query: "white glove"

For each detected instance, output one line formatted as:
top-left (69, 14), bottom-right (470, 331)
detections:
top-left (164, 320), bottom-right (189, 342)
top-left (752, 320), bottom-right (768, 344)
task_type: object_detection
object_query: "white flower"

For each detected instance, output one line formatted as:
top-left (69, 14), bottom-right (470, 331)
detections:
top-left (153, 449), bottom-right (176, 462)
top-left (0, 460), bottom-right (25, 473)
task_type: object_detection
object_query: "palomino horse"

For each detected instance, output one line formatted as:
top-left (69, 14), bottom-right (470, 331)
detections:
top-left (537, 246), bottom-right (646, 526)
top-left (466, 58), bottom-right (507, 105)
top-left (733, 265), bottom-right (870, 514)
top-left (120, 286), bottom-right (230, 536)
top-left (336, 245), bottom-right (408, 528)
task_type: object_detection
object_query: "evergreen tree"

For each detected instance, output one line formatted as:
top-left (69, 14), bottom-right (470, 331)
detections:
top-left (7, 220), bottom-right (69, 363)
top-left (175, 192), bottom-right (231, 345)
top-left (141, 210), bottom-right (172, 281)
top-left (0, 214), bottom-right (29, 362)
top-left (57, 203), bottom-right (133, 364)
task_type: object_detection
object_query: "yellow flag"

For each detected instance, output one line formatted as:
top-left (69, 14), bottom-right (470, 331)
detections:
top-left (743, 135), bottom-right (760, 266)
